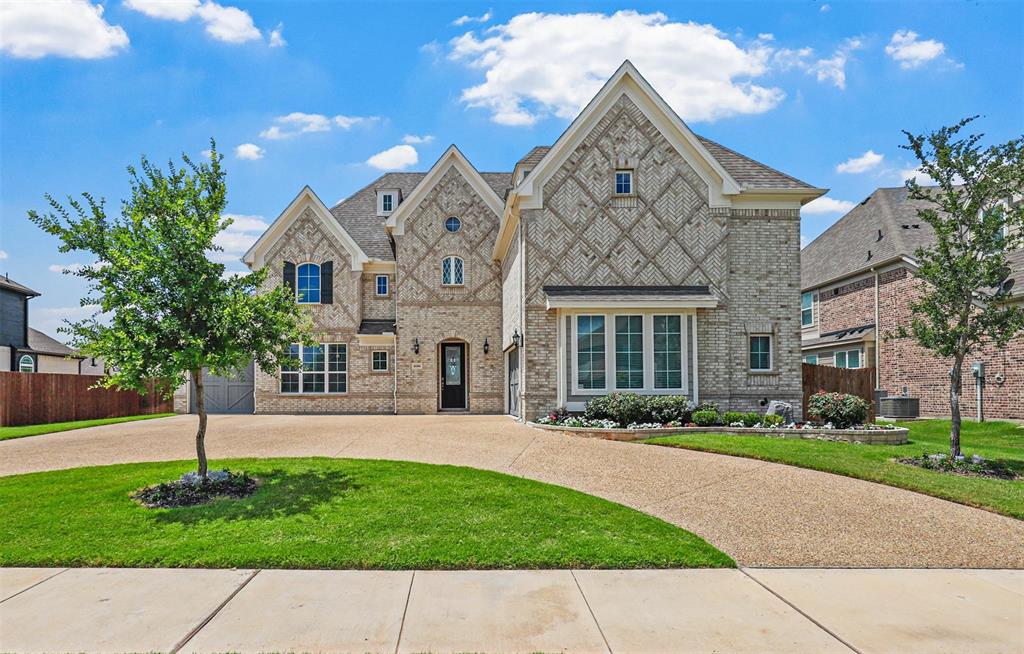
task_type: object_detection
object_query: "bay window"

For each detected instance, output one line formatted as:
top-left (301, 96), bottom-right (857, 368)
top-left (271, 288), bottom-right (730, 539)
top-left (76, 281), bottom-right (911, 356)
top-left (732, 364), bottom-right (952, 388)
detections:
top-left (615, 315), bottom-right (644, 389)
top-left (653, 315), bottom-right (682, 389)
top-left (575, 315), bottom-right (606, 390)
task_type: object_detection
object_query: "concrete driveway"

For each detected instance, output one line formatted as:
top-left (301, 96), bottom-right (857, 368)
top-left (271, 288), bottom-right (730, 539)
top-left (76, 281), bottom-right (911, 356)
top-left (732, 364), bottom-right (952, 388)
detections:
top-left (1, 413), bottom-right (1022, 568)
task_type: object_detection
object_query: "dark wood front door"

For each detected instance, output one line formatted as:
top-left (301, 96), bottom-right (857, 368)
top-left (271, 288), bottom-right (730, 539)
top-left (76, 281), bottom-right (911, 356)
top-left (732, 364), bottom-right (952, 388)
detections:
top-left (440, 343), bottom-right (466, 410)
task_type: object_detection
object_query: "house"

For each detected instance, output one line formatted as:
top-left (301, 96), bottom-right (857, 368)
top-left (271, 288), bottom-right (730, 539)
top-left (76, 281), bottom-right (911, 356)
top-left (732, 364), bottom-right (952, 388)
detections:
top-left (800, 186), bottom-right (1024, 419)
top-left (226, 61), bottom-right (823, 419)
top-left (0, 275), bottom-right (99, 374)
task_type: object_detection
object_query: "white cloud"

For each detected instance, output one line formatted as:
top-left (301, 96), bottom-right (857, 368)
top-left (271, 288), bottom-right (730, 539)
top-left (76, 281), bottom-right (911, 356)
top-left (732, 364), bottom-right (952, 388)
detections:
top-left (366, 145), bottom-right (418, 171)
top-left (210, 213), bottom-right (268, 262)
top-left (897, 166), bottom-right (961, 186)
top-left (453, 9), bottom-right (492, 26)
top-left (775, 37), bottom-right (862, 90)
top-left (802, 196), bottom-right (856, 215)
top-left (836, 149), bottom-right (884, 174)
top-left (448, 10), bottom-right (786, 126)
top-left (235, 143), bottom-right (264, 160)
top-left (30, 304), bottom-right (102, 339)
top-left (819, 4), bottom-right (830, 12)
top-left (123, 0), bottom-right (200, 21)
top-left (268, 23), bottom-right (285, 47)
top-left (885, 30), bottom-right (945, 69)
top-left (0, 0), bottom-right (129, 59)
top-left (195, 2), bottom-right (261, 43)
top-left (258, 113), bottom-right (377, 140)
top-left (0, 250), bottom-right (7, 260)
top-left (402, 134), bottom-right (434, 145)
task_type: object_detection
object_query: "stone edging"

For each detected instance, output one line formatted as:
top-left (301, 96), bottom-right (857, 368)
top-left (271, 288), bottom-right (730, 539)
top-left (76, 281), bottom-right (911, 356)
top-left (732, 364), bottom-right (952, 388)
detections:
top-left (527, 422), bottom-right (910, 445)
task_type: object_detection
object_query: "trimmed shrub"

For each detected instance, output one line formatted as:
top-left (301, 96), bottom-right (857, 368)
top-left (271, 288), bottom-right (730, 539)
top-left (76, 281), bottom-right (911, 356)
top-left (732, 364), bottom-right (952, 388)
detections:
top-left (722, 411), bottom-right (746, 426)
top-left (584, 393), bottom-right (648, 426)
top-left (807, 391), bottom-right (869, 428)
top-left (693, 401), bottom-right (719, 414)
top-left (691, 409), bottom-right (720, 426)
top-left (647, 395), bottom-right (692, 424)
top-left (742, 412), bottom-right (761, 427)
top-left (760, 414), bottom-right (785, 427)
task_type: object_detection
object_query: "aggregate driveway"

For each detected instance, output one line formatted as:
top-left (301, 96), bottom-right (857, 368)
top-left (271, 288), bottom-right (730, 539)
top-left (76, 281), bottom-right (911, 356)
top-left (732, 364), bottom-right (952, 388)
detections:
top-left (1, 414), bottom-right (1022, 568)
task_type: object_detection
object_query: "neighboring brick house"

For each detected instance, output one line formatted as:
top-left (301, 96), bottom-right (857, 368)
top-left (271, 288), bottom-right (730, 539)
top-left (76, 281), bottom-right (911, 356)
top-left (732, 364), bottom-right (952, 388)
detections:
top-left (801, 186), bottom-right (1024, 419)
top-left (221, 61), bottom-right (823, 418)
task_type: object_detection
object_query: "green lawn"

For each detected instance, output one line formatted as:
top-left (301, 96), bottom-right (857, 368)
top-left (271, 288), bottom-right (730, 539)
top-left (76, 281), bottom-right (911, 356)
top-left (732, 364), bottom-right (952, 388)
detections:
top-left (0, 457), bottom-right (733, 569)
top-left (646, 419), bottom-right (1024, 519)
top-left (0, 413), bottom-right (175, 441)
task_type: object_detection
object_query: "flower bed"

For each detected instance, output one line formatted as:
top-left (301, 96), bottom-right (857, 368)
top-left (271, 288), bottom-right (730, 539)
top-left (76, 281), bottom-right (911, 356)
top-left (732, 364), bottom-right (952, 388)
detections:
top-left (898, 453), bottom-right (1019, 479)
top-left (529, 420), bottom-right (909, 444)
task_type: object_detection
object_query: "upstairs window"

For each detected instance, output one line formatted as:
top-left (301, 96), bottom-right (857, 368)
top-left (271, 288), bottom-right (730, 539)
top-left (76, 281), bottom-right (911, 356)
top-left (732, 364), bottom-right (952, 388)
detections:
top-left (445, 216), bottom-right (462, 233)
top-left (297, 263), bottom-right (321, 303)
top-left (381, 193), bottom-right (394, 213)
top-left (441, 256), bottom-right (464, 286)
top-left (801, 292), bottom-right (815, 326)
top-left (18, 355), bottom-right (34, 373)
top-left (375, 275), bottom-right (389, 296)
top-left (749, 335), bottom-right (772, 371)
top-left (614, 169), bottom-right (633, 195)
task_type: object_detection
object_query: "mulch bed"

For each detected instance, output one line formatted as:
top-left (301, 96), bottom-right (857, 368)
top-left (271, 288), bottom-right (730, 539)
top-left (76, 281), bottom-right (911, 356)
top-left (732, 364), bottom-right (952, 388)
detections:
top-left (131, 470), bottom-right (258, 508)
top-left (897, 454), bottom-right (1019, 481)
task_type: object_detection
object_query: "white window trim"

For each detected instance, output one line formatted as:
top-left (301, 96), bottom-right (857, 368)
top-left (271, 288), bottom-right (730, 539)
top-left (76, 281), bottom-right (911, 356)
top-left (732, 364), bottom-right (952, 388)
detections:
top-left (834, 348), bottom-right (863, 369)
top-left (380, 193), bottom-right (394, 214)
top-left (280, 342), bottom-right (347, 394)
top-left (613, 314), bottom-right (644, 391)
top-left (569, 311), bottom-right (688, 396)
top-left (801, 292), bottom-right (816, 327)
top-left (749, 334), bottom-right (773, 372)
top-left (803, 354), bottom-right (818, 364)
top-left (18, 354), bottom-right (34, 373)
top-left (371, 350), bottom-right (389, 372)
top-left (375, 274), bottom-right (389, 297)
top-left (295, 261), bottom-right (322, 305)
top-left (441, 255), bottom-right (465, 287)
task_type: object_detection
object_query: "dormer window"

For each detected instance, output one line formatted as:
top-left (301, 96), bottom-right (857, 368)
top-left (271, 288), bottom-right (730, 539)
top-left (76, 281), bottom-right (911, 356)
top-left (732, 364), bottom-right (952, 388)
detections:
top-left (377, 188), bottom-right (400, 216)
top-left (615, 170), bottom-right (633, 195)
top-left (382, 193), bottom-right (393, 212)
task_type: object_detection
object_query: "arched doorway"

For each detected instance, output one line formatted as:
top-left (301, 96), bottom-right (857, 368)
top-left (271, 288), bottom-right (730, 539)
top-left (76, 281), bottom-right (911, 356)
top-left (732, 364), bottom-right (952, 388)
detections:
top-left (438, 341), bottom-right (467, 410)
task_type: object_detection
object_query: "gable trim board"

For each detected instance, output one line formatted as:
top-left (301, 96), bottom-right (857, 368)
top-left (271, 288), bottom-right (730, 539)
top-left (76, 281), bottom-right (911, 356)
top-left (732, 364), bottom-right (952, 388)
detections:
top-left (492, 60), bottom-right (826, 262)
top-left (386, 145), bottom-right (504, 237)
top-left (244, 185), bottom-right (371, 270)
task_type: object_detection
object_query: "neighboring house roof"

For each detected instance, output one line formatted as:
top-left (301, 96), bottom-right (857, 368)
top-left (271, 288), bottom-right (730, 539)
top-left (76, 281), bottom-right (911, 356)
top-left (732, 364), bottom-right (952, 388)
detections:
top-left (802, 186), bottom-right (1024, 292)
top-left (26, 328), bottom-right (81, 358)
top-left (802, 324), bottom-right (876, 351)
top-left (0, 276), bottom-right (40, 297)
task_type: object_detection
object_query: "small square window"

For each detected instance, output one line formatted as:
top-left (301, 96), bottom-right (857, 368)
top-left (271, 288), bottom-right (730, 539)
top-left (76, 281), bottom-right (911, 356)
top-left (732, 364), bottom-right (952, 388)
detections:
top-left (381, 194), bottom-right (393, 213)
top-left (375, 275), bottom-right (389, 296)
top-left (372, 351), bottom-right (389, 372)
top-left (749, 335), bottom-right (772, 371)
top-left (615, 170), bottom-right (633, 195)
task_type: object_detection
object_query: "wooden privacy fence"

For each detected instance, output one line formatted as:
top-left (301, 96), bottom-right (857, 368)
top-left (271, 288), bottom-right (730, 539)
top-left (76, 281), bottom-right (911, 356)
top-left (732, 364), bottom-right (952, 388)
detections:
top-left (0, 372), bottom-right (172, 427)
top-left (802, 363), bottom-right (876, 422)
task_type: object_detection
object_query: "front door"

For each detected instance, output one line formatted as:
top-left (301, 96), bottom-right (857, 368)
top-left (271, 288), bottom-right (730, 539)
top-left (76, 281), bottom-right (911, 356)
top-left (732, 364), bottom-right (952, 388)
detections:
top-left (507, 347), bottom-right (520, 416)
top-left (440, 343), bottom-right (466, 410)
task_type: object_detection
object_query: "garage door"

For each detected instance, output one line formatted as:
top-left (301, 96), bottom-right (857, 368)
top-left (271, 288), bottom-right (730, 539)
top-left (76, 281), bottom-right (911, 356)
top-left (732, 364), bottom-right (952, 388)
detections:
top-left (190, 361), bottom-right (255, 414)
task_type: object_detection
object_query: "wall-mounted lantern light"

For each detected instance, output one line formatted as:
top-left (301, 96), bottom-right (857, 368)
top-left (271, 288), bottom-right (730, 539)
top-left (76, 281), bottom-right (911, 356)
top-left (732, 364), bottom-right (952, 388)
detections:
top-left (413, 337), bottom-right (420, 355)
top-left (511, 329), bottom-right (522, 348)
top-left (483, 337), bottom-right (490, 354)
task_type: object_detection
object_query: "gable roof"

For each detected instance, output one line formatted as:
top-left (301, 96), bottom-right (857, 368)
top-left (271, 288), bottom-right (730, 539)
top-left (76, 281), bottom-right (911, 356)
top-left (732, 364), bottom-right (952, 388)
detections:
top-left (244, 186), bottom-right (370, 270)
top-left (0, 276), bottom-right (40, 297)
top-left (801, 186), bottom-right (1024, 292)
top-left (695, 136), bottom-right (814, 190)
top-left (385, 145), bottom-right (507, 237)
top-left (27, 328), bottom-right (80, 358)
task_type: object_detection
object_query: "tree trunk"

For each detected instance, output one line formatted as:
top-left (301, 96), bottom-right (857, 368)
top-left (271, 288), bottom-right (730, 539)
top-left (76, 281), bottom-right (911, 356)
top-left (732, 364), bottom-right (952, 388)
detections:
top-left (193, 368), bottom-right (209, 478)
top-left (949, 356), bottom-right (964, 459)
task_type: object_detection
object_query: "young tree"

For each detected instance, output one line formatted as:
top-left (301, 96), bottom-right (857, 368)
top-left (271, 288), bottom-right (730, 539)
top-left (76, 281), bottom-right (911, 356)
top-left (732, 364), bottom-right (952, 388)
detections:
top-left (29, 142), bottom-right (310, 477)
top-left (899, 117), bottom-right (1024, 457)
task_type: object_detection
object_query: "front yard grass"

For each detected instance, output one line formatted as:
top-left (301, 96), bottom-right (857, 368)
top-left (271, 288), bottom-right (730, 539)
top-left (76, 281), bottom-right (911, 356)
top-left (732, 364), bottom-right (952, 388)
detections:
top-left (0, 413), bottom-right (175, 441)
top-left (646, 419), bottom-right (1024, 519)
top-left (0, 457), bottom-right (733, 569)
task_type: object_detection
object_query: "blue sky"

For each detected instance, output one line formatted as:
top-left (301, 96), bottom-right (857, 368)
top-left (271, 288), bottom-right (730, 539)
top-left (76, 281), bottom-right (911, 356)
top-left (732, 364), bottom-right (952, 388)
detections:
top-left (2, 1), bottom-right (1022, 338)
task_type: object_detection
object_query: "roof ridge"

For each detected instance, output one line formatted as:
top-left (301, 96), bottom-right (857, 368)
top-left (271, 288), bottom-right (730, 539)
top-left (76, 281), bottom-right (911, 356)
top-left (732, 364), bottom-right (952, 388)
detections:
top-left (696, 134), bottom-right (814, 189)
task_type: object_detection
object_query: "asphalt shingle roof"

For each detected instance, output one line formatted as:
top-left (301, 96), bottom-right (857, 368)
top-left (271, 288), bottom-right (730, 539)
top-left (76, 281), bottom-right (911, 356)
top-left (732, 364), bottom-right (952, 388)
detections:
top-left (695, 136), bottom-right (815, 190)
top-left (27, 328), bottom-right (79, 357)
top-left (0, 276), bottom-right (40, 297)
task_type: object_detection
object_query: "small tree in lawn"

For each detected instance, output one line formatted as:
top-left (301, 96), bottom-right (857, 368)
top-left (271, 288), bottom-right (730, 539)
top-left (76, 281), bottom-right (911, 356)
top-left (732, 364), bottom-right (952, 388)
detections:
top-left (29, 142), bottom-right (310, 478)
top-left (898, 117), bottom-right (1024, 458)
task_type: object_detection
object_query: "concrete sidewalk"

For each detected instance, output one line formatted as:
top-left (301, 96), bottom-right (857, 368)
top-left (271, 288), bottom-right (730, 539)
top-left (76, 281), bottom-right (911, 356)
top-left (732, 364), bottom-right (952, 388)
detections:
top-left (1, 567), bottom-right (1020, 653)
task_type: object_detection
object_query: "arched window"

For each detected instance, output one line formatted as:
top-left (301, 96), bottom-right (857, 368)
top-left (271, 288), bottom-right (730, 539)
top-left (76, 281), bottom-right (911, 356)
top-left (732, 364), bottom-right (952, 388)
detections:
top-left (18, 355), bottom-right (34, 373)
top-left (296, 263), bottom-right (321, 303)
top-left (441, 256), bottom-right (464, 286)
top-left (445, 216), bottom-right (462, 233)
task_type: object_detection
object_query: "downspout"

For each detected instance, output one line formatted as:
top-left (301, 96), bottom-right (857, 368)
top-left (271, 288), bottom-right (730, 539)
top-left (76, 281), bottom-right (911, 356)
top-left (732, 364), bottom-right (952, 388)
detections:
top-left (392, 261), bottom-right (400, 415)
top-left (873, 269), bottom-right (880, 389)
top-left (519, 208), bottom-right (528, 422)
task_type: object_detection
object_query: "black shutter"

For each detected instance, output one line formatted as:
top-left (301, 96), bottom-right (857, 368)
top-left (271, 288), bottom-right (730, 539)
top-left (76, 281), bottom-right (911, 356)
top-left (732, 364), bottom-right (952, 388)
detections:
top-left (320, 260), bottom-right (334, 304)
top-left (283, 261), bottom-right (296, 296)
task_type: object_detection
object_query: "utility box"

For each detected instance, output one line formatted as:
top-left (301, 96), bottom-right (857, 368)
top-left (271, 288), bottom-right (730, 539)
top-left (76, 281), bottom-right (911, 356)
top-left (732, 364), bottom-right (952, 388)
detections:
top-left (880, 396), bottom-right (920, 419)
